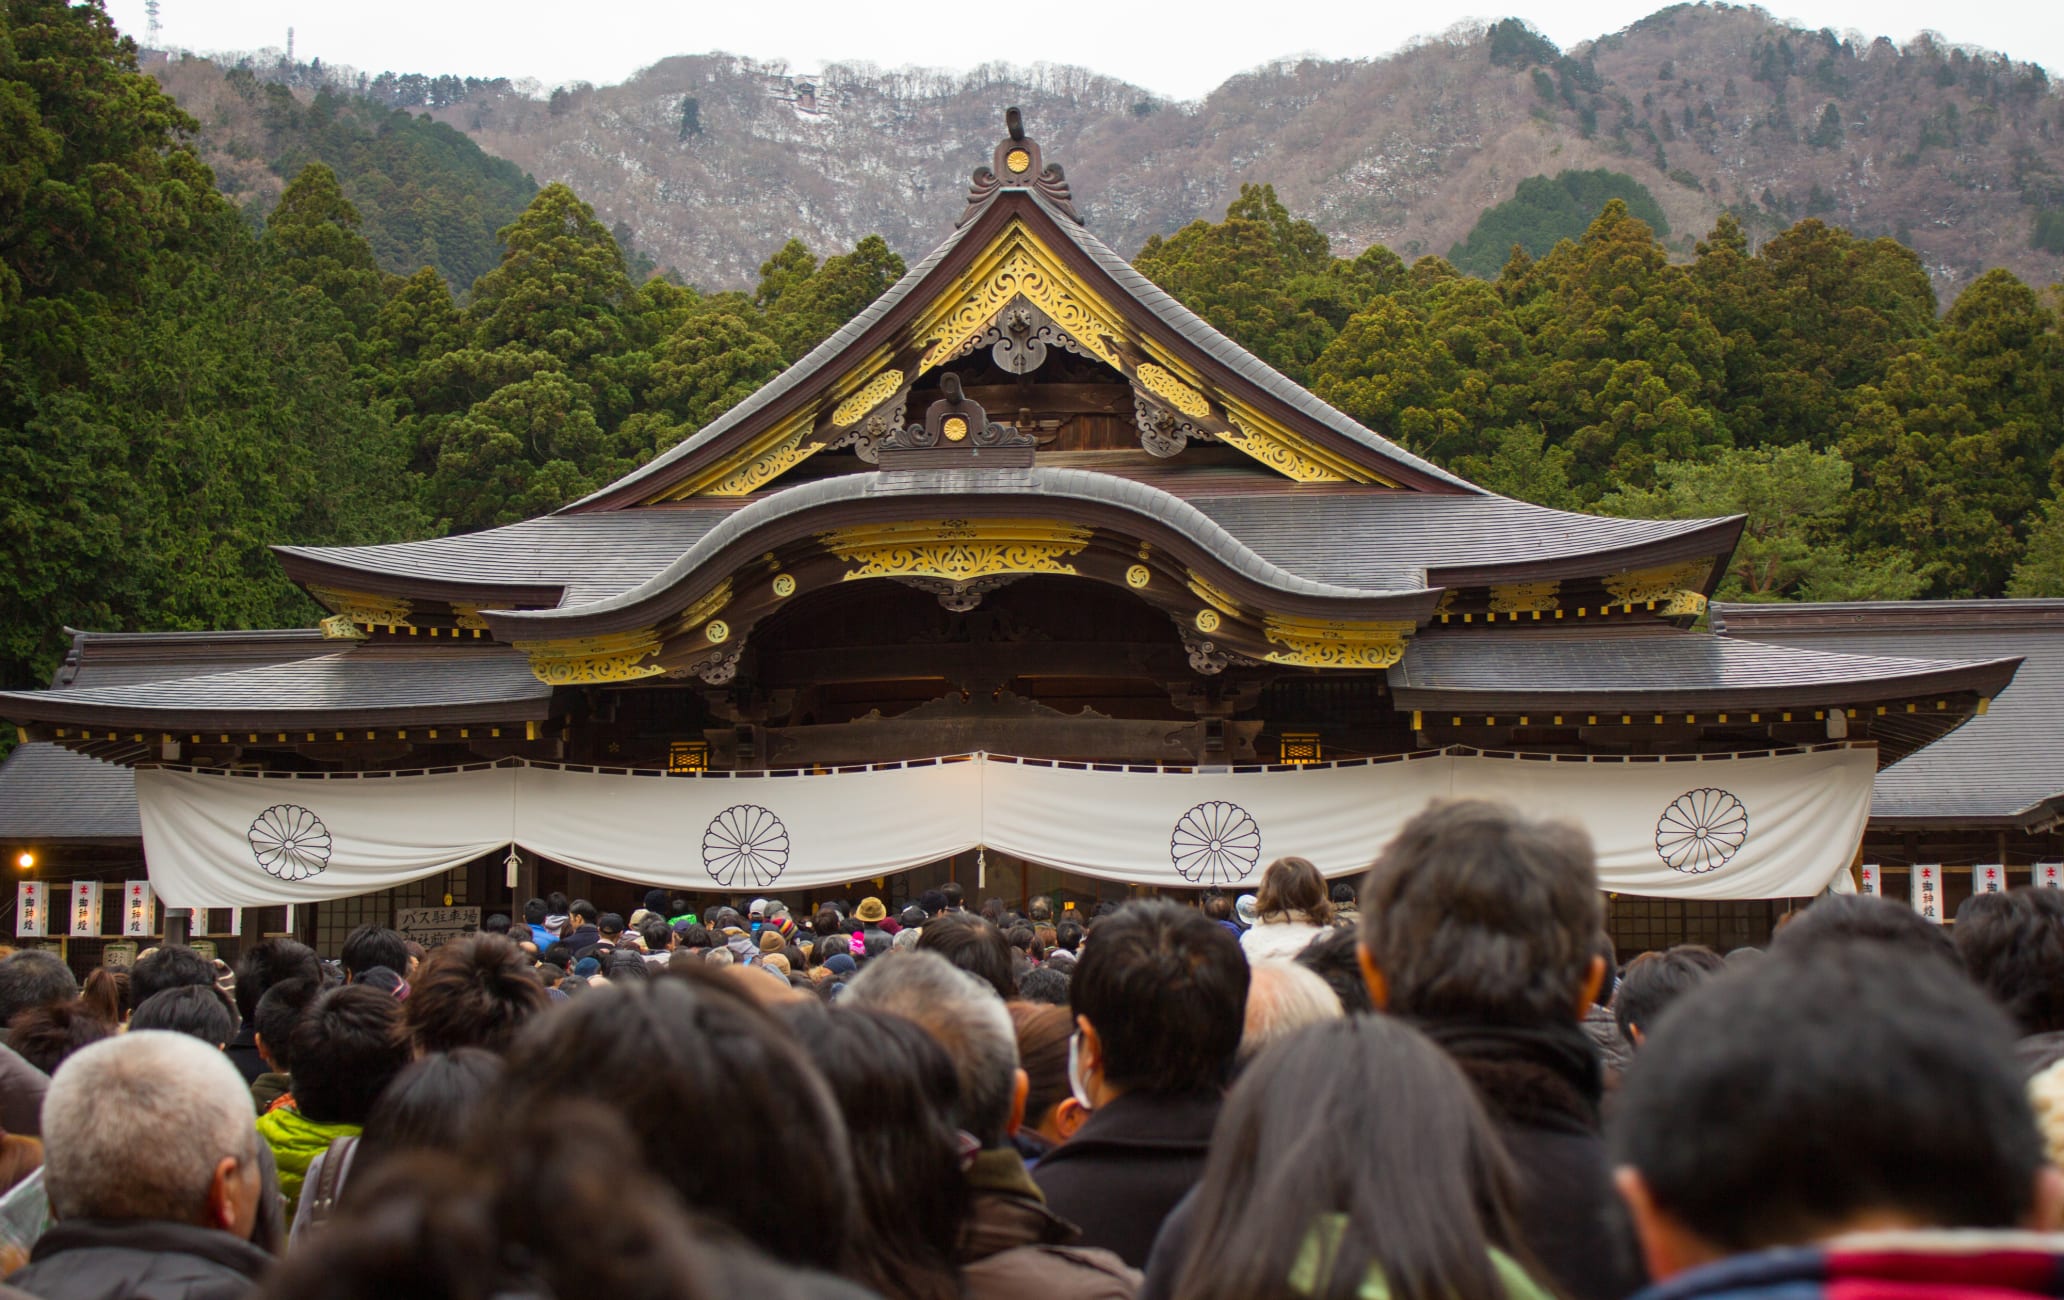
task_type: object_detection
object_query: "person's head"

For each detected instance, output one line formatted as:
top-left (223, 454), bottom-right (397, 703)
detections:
top-left (231, 936), bottom-right (321, 1023)
top-left (808, 1009), bottom-right (967, 1300)
top-left (545, 891), bottom-right (569, 916)
top-left (638, 918), bottom-right (673, 953)
top-left (916, 889), bottom-right (946, 918)
top-left (253, 975), bottom-right (321, 1074)
top-left (1070, 900), bottom-right (1248, 1099)
top-left (1956, 887), bottom-right (2064, 1036)
top-left (570, 900), bottom-right (598, 926)
top-left (847, 951), bottom-right (1022, 1148)
top-left (1614, 946), bottom-right (1724, 1046)
top-left (522, 898), bottom-right (548, 926)
top-left (940, 881), bottom-right (964, 911)
top-left (1255, 856), bottom-right (1333, 925)
top-left (405, 932), bottom-right (549, 1055)
top-left (0, 951), bottom-right (80, 1027)
top-left (1295, 926), bottom-right (1375, 1014)
top-left (899, 904), bottom-right (927, 930)
top-left (1008, 1000), bottom-right (1086, 1145)
top-left (598, 912), bottom-right (625, 939)
top-left (854, 897), bottom-right (888, 926)
top-left (355, 1048), bottom-right (505, 1173)
top-left (78, 968), bottom-right (132, 1026)
top-left (1773, 894), bottom-right (1958, 966)
top-left (1359, 800), bottom-right (1604, 1026)
top-left (605, 951), bottom-right (651, 981)
top-left (1055, 921), bottom-right (1083, 953)
top-left (1329, 880), bottom-right (1358, 909)
top-left (1238, 960), bottom-right (1344, 1065)
top-left (482, 913), bottom-right (513, 936)
top-left (497, 968), bottom-right (855, 1272)
top-left (812, 907), bottom-right (841, 937)
top-left (130, 985), bottom-right (238, 1046)
top-left (41, 1032), bottom-right (265, 1236)
top-left (339, 925), bottom-right (410, 982)
top-left (1173, 1016), bottom-right (1525, 1300)
top-left (1028, 896), bottom-right (1053, 924)
top-left (915, 911), bottom-right (1015, 999)
top-left (290, 985), bottom-right (412, 1125)
top-left (128, 944), bottom-right (216, 1007)
top-left (1612, 940), bottom-right (2061, 1282)
top-left (1203, 893), bottom-right (1233, 923)
top-left (1016, 964), bottom-right (1069, 1007)
top-left (6, 999), bottom-right (114, 1074)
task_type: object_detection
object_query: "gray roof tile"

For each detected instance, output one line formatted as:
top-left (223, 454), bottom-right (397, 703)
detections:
top-left (0, 743), bottom-right (138, 843)
top-left (1716, 601), bottom-right (2064, 821)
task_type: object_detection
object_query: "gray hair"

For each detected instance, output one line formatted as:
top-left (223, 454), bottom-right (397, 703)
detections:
top-left (890, 927), bottom-right (921, 951)
top-left (0, 950), bottom-right (78, 1025)
top-left (846, 950), bottom-right (1019, 1145)
top-left (1239, 960), bottom-right (1344, 1063)
top-left (42, 1030), bottom-right (258, 1223)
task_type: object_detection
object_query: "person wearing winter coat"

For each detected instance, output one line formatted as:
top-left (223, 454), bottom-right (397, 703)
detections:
top-left (6, 1033), bottom-right (271, 1300)
top-left (1238, 857), bottom-right (1334, 963)
top-left (1615, 938), bottom-right (2064, 1300)
top-left (255, 986), bottom-right (409, 1221)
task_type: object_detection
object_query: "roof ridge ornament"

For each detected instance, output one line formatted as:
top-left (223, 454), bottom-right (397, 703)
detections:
top-left (962, 106), bottom-right (1082, 227)
top-left (878, 372), bottom-right (1037, 469)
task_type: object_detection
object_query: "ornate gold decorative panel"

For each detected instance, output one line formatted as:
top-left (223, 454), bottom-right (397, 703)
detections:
top-left (820, 518), bottom-right (1093, 584)
top-left (518, 631), bottom-right (666, 685)
top-left (917, 230), bottom-right (1126, 370)
top-left (1219, 417), bottom-right (1352, 484)
top-left (705, 426), bottom-right (817, 497)
top-left (1489, 581), bottom-right (1561, 614)
top-left (1603, 561), bottom-right (1713, 609)
top-left (1135, 364), bottom-right (1211, 420)
top-left (306, 585), bottom-right (413, 628)
top-left (1260, 617), bottom-right (1415, 669)
top-left (831, 369), bottom-right (906, 428)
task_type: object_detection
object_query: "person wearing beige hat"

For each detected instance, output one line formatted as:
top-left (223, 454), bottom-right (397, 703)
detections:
top-left (854, 897), bottom-right (888, 924)
top-left (854, 897), bottom-right (892, 962)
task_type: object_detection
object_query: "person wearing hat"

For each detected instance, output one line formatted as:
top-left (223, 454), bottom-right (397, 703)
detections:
top-left (855, 898), bottom-right (892, 962)
top-left (1233, 895), bottom-right (1258, 931)
top-left (748, 899), bottom-right (770, 935)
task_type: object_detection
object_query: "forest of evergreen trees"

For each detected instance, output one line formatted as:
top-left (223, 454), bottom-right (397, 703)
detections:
top-left (2, 0), bottom-right (2061, 725)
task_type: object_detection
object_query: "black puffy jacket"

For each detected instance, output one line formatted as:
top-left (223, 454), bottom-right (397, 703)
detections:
top-left (7, 1219), bottom-right (270, 1300)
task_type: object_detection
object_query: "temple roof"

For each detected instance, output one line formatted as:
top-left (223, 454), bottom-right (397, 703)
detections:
top-left (277, 478), bottom-right (1741, 614)
top-left (1717, 601), bottom-right (2064, 825)
top-left (0, 639), bottom-right (551, 731)
top-left (0, 743), bottom-right (139, 845)
top-left (1392, 627), bottom-right (2019, 762)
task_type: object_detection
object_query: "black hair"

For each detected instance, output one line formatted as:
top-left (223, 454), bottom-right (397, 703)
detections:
top-left (405, 932), bottom-right (548, 1055)
top-left (483, 913), bottom-right (513, 935)
top-left (340, 925), bottom-right (410, 980)
top-left (605, 951), bottom-right (652, 981)
top-left (1055, 922), bottom-right (1083, 953)
top-left (254, 975), bottom-right (322, 1073)
top-left (1613, 945), bottom-right (1723, 1042)
top-left (1613, 939), bottom-right (2045, 1250)
top-left (1773, 894), bottom-right (1957, 967)
top-left (807, 1009), bottom-right (967, 1300)
top-left (1016, 965), bottom-right (1070, 1007)
top-left (642, 889), bottom-right (670, 915)
top-left (545, 891), bottom-right (569, 914)
top-left (1329, 881), bottom-right (1358, 906)
top-left (0, 950), bottom-right (79, 1025)
top-left (523, 898), bottom-right (548, 925)
top-left (1070, 900), bottom-right (1248, 1095)
top-left (1295, 926), bottom-right (1375, 1014)
top-left (1359, 800), bottom-right (1601, 1025)
top-left (917, 890), bottom-right (947, 916)
top-left (570, 900), bottom-right (599, 925)
top-left (232, 937), bottom-right (322, 1022)
top-left (354, 1048), bottom-right (505, 1176)
top-left (1174, 1017), bottom-right (1527, 1300)
top-left (130, 985), bottom-right (238, 1045)
top-left (496, 966), bottom-right (858, 1274)
top-left (128, 944), bottom-right (216, 1006)
top-left (638, 918), bottom-right (673, 951)
top-left (291, 984), bottom-right (412, 1124)
top-left (1956, 887), bottom-right (2064, 1035)
top-left (915, 912), bottom-right (1015, 999)
top-left (940, 882), bottom-right (964, 909)
top-left (679, 924), bottom-right (713, 951)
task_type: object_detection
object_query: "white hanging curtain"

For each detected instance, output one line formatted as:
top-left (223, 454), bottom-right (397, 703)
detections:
top-left (136, 745), bottom-right (1874, 906)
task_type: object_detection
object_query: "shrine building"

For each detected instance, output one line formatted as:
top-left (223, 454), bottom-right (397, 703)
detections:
top-left (0, 112), bottom-right (2027, 960)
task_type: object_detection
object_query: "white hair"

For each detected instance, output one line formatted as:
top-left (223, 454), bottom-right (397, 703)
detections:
top-left (1239, 960), bottom-right (1345, 1063)
top-left (846, 950), bottom-right (1019, 1143)
top-left (42, 1030), bottom-right (258, 1223)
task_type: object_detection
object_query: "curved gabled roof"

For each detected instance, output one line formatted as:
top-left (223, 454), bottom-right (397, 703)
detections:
top-left (275, 476), bottom-right (1740, 623)
top-left (565, 182), bottom-right (1478, 510)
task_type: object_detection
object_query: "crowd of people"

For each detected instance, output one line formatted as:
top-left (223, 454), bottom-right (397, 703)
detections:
top-left (2, 801), bottom-right (2064, 1299)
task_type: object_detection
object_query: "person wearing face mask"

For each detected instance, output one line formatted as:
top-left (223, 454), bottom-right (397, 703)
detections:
top-left (1032, 902), bottom-right (1249, 1269)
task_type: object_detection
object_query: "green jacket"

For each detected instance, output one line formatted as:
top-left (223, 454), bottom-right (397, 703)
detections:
top-left (1292, 1217), bottom-right (1553, 1300)
top-left (256, 1105), bottom-right (359, 1222)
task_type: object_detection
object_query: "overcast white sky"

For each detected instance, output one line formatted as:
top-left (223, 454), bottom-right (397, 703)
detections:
top-left (103, 0), bottom-right (2060, 100)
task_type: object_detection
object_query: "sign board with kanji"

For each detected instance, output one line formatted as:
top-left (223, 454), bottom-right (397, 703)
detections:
top-left (101, 942), bottom-right (137, 970)
top-left (2039, 863), bottom-right (2064, 889)
top-left (14, 883), bottom-right (46, 938)
top-left (1858, 864), bottom-right (1879, 896)
top-left (69, 881), bottom-right (103, 937)
top-left (1974, 864), bottom-right (2007, 895)
top-left (122, 881), bottom-right (155, 938)
top-left (1911, 863), bottom-right (1943, 924)
top-left (395, 906), bottom-right (480, 949)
